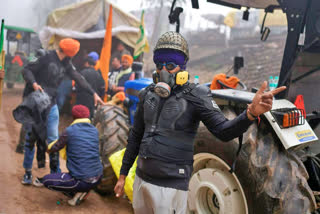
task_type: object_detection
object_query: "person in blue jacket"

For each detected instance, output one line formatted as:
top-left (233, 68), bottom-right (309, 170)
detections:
top-left (33, 105), bottom-right (103, 206)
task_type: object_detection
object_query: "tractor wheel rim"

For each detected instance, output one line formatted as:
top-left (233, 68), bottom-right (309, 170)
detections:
top-left (188, 153), bottom-right (248, 214)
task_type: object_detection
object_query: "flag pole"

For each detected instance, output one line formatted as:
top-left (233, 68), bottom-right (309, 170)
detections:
top-left (0, 19), bottom-right (6, 109)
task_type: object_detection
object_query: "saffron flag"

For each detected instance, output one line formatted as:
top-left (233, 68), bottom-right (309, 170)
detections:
top-left (133, 10), bottom-right (149, 60)
top-left (100, 5), bottom-right (113, 102)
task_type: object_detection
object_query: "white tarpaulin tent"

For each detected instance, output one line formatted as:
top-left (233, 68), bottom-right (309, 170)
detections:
top-left (39, 26), bottom-right (139, 49)
top-left (39, 0), bottom-right (140, 49)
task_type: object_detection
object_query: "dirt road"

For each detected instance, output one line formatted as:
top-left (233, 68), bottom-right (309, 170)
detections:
top-left (0, 84), bottom-right (133, 214)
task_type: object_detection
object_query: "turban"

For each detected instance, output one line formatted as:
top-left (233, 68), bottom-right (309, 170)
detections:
top-left (88, 52), bottom-right (99, 62)
top-left (114, 92), bottom-right (126, 102)
top-left (121, 54), bottom-right (133, 65)
top-left (59, 38), bottom-right (80, 57)
top-left (72, 105), bottom-right (90, 119)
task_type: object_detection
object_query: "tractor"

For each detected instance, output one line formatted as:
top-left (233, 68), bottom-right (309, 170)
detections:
top-left (4, 25), bottom-right (40, 89)
top-left (93, 0), bottom-right (320, 213)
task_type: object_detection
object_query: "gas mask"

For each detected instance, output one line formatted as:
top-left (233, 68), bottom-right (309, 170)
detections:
top-left (153, 70), bottom-right (176, 98)
top-left (153, 69), bottom-right (190, 98)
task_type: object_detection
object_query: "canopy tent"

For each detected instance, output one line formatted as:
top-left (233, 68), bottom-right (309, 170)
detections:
top-left (40, 0), bottom-right (140, 50)
top-left (39, 26), bottom-right (139, 49)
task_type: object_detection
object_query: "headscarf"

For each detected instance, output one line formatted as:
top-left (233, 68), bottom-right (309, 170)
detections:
top-left (153, 49), bottom-right (187, 70)
top-left (72, 105), bottom-right (90, 119)
top-left (59, 38), bottom-right (80, 57)
top-left (121, 54), bottom-right (133, 65)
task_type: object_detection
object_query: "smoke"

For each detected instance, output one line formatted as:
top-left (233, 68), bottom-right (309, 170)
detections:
top-left (0, 0), bottom-right (82, 52)
top-left (0, 0), bottom-right (36, 30)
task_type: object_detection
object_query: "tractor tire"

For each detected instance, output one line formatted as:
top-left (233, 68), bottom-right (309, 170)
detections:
top-left (6, 82), bottom-right (14, 89)
top-left (93, 104), bottom-right (130, 195)
top-left (189, 107), bottom-right (316, 214)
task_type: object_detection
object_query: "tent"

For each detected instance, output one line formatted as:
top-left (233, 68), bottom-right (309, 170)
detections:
top-left (40, 0), bottom-right (140, 49)
top-left (39, 0), bottom-right (142, 69)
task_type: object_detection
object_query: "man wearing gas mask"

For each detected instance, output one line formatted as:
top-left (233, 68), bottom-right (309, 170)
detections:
top-left (114, 31), bottom-right (286, 213)
top-left (20, 38), bottom-right (105, 185)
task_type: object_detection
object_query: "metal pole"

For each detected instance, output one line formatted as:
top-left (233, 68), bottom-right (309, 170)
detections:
top-left (0, 19), bottom-right (5, 109)
top-left (276, 0), bottom-right (309, 98)
top-left (28, 33), bottom-right (31, 56)
top-left (0, 50), bottom-right (5, 108)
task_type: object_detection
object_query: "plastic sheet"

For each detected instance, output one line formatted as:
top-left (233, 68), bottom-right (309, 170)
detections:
top-left (109, 148), bottom-right (137, 202)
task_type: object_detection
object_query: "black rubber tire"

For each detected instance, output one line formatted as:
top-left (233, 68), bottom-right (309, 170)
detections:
top-left (193, 107), bottom-right (316, 214)
top-left (93, 104), bottom-right (130, 195)
top-left (6, 82), bottom-right (14, 89)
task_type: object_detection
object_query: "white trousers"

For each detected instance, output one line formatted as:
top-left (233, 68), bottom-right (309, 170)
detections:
top-left (132, 175), bottom-right (188, 214)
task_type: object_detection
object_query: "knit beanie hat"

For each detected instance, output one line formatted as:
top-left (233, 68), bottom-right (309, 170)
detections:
top-left (72, 105), bottom-right (90, 119)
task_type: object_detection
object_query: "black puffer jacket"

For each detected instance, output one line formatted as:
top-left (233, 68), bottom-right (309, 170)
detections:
top-left (13, 90), bottom-right (51, 141)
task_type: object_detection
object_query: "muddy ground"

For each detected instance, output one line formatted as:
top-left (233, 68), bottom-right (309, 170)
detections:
top-left (0, 84), bottom-right (133, 214)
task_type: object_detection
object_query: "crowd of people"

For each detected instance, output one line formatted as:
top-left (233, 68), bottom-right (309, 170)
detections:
top-left (13, 32), bottom-right (285, 211)
top-left (14, 38), bottom-right (137, 205)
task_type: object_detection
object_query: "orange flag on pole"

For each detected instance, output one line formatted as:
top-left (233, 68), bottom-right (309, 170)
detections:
top-left (100, 5), bottom-right (113, 102)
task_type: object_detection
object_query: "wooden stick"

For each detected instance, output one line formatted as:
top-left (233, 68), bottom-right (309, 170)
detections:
top-left (0, 50), bottom-right (5, 109)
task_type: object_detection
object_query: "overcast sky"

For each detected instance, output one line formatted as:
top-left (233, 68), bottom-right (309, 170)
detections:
top-left (0, 0), bottom-right (231, 30)
top-left (0, 0), bottom-right (231, 52)
top-left (1, 0), bottom-right (36, 29)
top-left (117, 0), bottom-right (231, 15)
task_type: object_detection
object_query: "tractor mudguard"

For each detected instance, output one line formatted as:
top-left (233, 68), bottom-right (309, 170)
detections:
top-left (264, 99), bottom-right (318, 150)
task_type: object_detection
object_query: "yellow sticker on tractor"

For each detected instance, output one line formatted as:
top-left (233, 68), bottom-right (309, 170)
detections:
top-left (295, 130), bottom-right (316, 143)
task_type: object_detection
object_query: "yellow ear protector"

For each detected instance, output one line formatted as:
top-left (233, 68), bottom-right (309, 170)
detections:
top-left (152, 70), bottom-right (189, 85)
